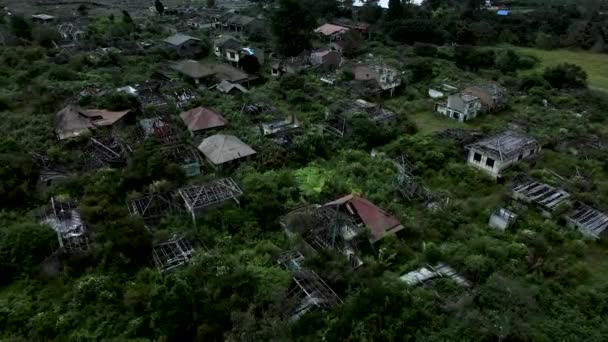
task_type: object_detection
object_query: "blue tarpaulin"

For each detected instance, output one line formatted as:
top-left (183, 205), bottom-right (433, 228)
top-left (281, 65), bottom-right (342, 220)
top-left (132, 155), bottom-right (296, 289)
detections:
top-left (497, 10), bottom-right (509, 16)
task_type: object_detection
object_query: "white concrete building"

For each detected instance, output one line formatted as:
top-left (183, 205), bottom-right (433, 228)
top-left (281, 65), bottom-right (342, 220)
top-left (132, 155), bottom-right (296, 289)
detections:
top-left (436, 92), bottom-right (482, 122)
top-left (466, 130), bottom-right (540, 178)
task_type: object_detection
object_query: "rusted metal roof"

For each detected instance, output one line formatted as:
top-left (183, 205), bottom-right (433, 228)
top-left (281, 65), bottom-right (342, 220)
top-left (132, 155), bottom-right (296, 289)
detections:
top-left (180, 106), bottom-right (227, 132)
top-left (325, 195), bottom-right (403, 242)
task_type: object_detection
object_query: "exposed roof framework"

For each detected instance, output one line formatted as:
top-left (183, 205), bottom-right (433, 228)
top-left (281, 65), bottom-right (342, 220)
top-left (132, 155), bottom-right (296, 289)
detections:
top-left (41, 197), bottom-right (90, 254)
top-left (32, 152), bottom-right (67, 186)
top-left (278, 250), bottom-right (342, 321)
top-left (468, 130), bottom-right (539, 161)
top-left (138, 117), bottom-right (181, 146)
top-left (512, 180), bottom-right (570, 211)
top-left (392, 155), bottom-right (449, 208)
top-left (178, 178), bottom-right (243, 222)
top-left (567, 204), bottom-right (608, 239)
top-left (128, 191), bottom-right (183, 229)
top-left (323, 114), bottom-right (349, 138)
top-left (238, 103), bottom-right (274, 117)
top-left (283, 205), bottom-right (364, 268)
top-left (152, 236), bottom-right (195, 273)
top-left (82, 135), bottom-right (128, 172)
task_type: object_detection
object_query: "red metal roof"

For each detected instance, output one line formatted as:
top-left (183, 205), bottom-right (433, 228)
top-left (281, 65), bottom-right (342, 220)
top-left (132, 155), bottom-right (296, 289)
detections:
top-left (325, 195), bottom-right (403, 242)
top-left (180, 106), bottom-right (227, 132)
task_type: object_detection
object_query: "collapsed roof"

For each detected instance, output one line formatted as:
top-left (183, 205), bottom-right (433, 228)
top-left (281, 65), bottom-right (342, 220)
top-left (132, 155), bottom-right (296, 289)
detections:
top-left (468, 130), bottom-right (539, 161)
top-left (324, 195), bottom-right (404, 243)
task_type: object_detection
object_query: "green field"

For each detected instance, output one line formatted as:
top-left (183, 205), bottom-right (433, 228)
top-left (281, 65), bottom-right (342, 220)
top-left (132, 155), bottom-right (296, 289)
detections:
top-left (514, 47), bottom-right (608, 92)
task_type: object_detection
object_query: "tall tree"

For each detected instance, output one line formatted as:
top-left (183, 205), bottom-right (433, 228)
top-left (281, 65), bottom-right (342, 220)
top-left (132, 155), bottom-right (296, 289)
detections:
top-left (387, 0), bottom-right (404, 21)
top-left (271, 0), bottom-right (316, 56)
top-left (155, 0), bottom-right (165, 15)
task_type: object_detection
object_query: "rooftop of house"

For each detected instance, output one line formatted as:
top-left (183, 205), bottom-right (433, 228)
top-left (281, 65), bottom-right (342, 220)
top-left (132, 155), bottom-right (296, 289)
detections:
top-left (171, 60), bottom-right (216, 79)
top-left (216, 80), bottom-right (249, 94)
top-left (315, 23), bottom-right (349, 36)
top-left (512, 179), bottom-right (571, 211)
top-left (180, 106), bottom-right (227, 132)
top-left (223, 13), bottom-right (257, 26)
top-left (456, 93), bottom-right (480, 103)
top-left (214, 35), bottom-right (242, 50)
top-left (324, 194), bottom-right (403, 243)
top-left (400, 262), bottom-right (471, 287)
top-left (178, 177), bottom-right (243, 210)
top-left (465, 82), bottom-right (507, 97)
top-left (164, 33), bottom-right (201, 47)
top-left (468, 130), bottom-right (539, 161)
top-left (54, 105), bottom-right (129, 140)
top-left (261, 116), bottom-right (301, 136)
top-left (198, 134), bottom-right (256, 165)
top-left (567, 204), bottom-right (608, 239)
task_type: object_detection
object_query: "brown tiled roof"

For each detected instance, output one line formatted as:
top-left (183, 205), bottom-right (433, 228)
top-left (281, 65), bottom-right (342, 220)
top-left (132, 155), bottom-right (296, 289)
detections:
top-left (325, 195), bottom-right (403, 242)
top-left (180, 106), bottom-right (227, 132)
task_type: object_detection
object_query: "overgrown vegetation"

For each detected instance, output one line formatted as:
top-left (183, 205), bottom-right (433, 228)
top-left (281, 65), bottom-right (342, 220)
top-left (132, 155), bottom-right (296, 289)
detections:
top-left (0, 0), bottom-right (608, 340)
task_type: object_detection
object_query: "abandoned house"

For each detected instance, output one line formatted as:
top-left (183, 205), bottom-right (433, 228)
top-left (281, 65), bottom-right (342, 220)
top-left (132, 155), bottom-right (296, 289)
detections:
top-left (138, 117), bottom-right (180, 145)
top-left (512, 179), bottom-right (571, 212)
top-left (128, 191), bottom-right (183, 228)
top-left (116, 80), bottom-right (170, 112)
top-left (82, 135), bottom-right (129, 172)
top-left (178, 177), bottom-right (243, 223)
top-left (163, 33), bottom-right (202, 57)
top-left (566, 203), bottom-right (608, 239)
top-left (54, 105), bottom-right (131, 140)
top-left (466, 130), bottom-right (540, 178)
top-left (162, 145), bottom-right (203, 177)
top-left (277, 250), bottom-right (342, 321)
top-left (260, 115), bottom-right (302, 138)
top-left (152, 236), bottom-right (195, 273)
top-left (172, 60), bottom-right (252, 86)
top-left (310, 49), bottom-right (342, 72)
top-left (342, 99), bottom-right (397, 124)
top-left (314, 23), bottom-right (350, 40)
top-left (325, 195), bottom-right (404, 243)
top-left (41, 197), bottom-right (90, 253)
top-left (353, 61), bottom-right (401, 96)
top-left (213, 35), bottom-right (243, 65)
top-left (172, 60), bottom-right (216, 85)
top-left (400, 263), bottom-right (471, 287)
top-left (197, 134), bottom-right (256, 169)
top-left (219, 13), bottom-right (264, 35)
top-left (180, 106), bottom-right (227, 136)
top-left (512, 179), bottom-right (608, 239)
top-left (435, 92), bottom-right (482, 122)
top-left (428, 83), bottom-right (458, 99)
top-left (463, 82), bottom-right (508, 112)
top-left (282, 195), bottom-right (403, 268)
top-left (214, 80), bottom-right (249, 95)
top-left (271, 53), bottom-right (311, 77)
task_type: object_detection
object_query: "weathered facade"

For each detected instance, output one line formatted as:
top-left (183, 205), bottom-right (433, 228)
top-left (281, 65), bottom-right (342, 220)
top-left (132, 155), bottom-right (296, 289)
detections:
top-left (436, 92), bottom-right (482, 122)
top-left (467, 130), bottom-right (540, 178)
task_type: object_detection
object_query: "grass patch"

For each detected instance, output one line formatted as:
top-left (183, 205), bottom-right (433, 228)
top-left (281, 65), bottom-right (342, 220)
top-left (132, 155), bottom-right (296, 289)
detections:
top-left (513, 47), bottom-right (608, 92)
top-left (408, 111), bottom-right (464, 135)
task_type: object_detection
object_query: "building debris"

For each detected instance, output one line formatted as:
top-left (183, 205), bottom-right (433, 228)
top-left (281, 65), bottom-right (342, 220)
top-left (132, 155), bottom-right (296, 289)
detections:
top-left (41, 197), bottom-right (90, 254)
top-left (162, 145), bottom-right (203, 177)
top-left (82, 135), bottom-right (129, 172)
top-left (138, 117), bottom-right (181, 146)
top-left (435, 128), bottom-right (484, 146)
top-left (277, 250), bottom-right (342, 321)
top-left (400, 263), bottom-right (471, 287)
